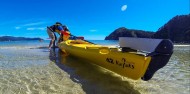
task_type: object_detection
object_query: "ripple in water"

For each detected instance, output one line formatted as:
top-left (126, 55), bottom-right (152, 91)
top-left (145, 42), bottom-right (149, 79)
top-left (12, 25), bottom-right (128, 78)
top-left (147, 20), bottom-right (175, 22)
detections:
top-left (0, 45), bottom-right (189, 94)
top-left (0, 46), bottom-right (85, 94)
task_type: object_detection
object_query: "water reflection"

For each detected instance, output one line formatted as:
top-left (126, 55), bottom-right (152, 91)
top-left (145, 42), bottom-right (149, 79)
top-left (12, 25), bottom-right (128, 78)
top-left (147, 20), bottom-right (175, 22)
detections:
top-left (49, 48), bottom-right (140, 94)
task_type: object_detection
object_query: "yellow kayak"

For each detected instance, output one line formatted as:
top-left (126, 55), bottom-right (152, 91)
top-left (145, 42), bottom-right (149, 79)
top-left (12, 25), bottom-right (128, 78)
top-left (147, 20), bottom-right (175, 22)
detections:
top-left (58, 38), bottom-right (173, 81)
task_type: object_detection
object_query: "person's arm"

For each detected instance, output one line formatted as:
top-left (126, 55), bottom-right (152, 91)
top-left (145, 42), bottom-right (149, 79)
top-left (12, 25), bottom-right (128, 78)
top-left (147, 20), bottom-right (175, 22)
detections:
top-left (57, 26), bottom-right (64, 35)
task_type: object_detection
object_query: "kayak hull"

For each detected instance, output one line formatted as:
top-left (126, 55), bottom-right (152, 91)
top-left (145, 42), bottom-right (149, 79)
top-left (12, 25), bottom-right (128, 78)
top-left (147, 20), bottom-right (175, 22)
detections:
top-left (58, 40), bottom-right (152, 80)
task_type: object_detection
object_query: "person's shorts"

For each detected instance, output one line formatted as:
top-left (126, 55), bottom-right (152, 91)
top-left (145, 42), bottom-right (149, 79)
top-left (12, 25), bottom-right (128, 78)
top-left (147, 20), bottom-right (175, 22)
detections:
top-left (47, 28), bottom-right (55, 40)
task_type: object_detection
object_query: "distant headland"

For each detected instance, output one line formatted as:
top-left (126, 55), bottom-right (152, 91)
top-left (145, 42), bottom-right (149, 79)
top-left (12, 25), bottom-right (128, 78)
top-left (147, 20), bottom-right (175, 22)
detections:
top-left (0, 36), bottom-right (43, 41)
top-left (105, 14), bottom-right (190, 43)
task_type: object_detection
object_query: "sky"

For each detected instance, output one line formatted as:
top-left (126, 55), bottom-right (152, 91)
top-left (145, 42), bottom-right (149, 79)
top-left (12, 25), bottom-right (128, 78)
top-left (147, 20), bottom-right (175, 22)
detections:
top-left (0, 0), bottom-right (189, 40)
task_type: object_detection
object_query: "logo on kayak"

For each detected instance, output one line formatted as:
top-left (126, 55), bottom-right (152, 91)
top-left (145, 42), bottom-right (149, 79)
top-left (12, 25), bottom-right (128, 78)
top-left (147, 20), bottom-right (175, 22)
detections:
top-left (106, 58), bottom-right (134, 69)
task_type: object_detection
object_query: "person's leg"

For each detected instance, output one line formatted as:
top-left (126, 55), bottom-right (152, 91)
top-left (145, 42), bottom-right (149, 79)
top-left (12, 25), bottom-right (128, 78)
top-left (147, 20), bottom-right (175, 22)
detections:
top-left (49, 38), bottom-right (55, 49)
top-left (53, 33), bottom-right (57, 48)
top-left (47, 28), bottom-right (55, 50)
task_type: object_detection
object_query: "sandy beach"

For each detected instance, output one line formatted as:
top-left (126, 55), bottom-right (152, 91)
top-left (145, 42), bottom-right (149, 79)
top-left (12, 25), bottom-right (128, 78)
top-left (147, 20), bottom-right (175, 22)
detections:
top-left (0, 40), bottom-right (189, 94)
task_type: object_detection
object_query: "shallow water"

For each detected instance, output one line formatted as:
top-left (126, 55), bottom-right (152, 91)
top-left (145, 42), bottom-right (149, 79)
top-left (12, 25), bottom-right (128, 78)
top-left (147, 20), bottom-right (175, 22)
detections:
top-left (0, 40), bottom-right (189, 94)
top-left (0, 46), bottom-right (84, 94)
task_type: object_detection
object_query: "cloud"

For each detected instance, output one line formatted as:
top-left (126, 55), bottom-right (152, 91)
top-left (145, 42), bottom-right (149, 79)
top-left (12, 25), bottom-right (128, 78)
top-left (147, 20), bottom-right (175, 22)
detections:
top-left (27, 28), bottom-right (35, 31)
top-left (26, 27), bottom-right (46, 31)
top-left (121, 5), bottom-right (127, 11)
top-left (14, 21), bottom-right (47, 30)
top-left (89, 29), bottom-right (97, 32)
top-left (22, 22), bottom-right (45, 26)
top-left (15, 26), bottom-right (21, 30)
top-left (38, 27), bottom-right (46, 30)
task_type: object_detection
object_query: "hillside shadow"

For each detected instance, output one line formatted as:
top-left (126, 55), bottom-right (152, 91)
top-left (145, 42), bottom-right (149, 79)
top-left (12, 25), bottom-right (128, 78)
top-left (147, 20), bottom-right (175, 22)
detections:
top-left (49, 48), bottom-right (141, 94)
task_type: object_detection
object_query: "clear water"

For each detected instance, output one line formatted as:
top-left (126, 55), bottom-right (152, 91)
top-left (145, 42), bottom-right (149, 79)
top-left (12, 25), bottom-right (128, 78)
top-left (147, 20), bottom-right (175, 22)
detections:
top-left (0, 40), bottom-right (189, 94)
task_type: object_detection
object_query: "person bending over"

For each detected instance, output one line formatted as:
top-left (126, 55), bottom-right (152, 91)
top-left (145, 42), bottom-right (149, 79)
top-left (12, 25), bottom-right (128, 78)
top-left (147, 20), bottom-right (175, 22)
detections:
top-left (47, 22), bottom-right (64, 50)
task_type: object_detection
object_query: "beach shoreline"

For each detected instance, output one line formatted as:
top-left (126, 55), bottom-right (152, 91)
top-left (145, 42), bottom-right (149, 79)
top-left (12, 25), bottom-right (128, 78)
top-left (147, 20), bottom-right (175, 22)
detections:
top-left (174, 44), bottom-right (190, 47)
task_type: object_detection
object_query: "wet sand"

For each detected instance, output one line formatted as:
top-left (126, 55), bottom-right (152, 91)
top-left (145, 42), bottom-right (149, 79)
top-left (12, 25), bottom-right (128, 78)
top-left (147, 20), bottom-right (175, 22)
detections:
top-left (0, 45), bottom-right (189, 94)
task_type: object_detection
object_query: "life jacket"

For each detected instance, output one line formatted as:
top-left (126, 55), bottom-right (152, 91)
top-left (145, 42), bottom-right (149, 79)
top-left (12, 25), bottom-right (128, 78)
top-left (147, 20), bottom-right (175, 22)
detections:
top-left (61, 30), bottom-right (70, 41)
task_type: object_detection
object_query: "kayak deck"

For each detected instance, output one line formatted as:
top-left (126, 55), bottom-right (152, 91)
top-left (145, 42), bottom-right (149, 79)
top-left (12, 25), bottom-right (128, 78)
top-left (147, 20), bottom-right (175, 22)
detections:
top-left (58, 39), bottom-right (173, 81)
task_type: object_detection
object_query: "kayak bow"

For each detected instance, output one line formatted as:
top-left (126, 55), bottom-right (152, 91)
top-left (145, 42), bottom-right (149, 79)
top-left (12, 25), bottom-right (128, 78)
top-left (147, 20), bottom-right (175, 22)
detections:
top-left (58, 37), bottom-right (173, 81)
